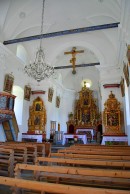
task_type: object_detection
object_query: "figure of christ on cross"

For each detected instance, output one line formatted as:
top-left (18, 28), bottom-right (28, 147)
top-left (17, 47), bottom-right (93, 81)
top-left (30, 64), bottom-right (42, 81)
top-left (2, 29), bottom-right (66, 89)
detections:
top-left (64, 47), bottom-right (84, 74)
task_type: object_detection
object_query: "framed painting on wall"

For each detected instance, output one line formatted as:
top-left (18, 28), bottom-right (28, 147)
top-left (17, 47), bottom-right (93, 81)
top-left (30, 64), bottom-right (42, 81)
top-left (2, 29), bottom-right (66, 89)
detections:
top-left (48, 88), bottom-right (54, 102)
top-left (24, 85), bottom-right (31, 101)
top-left (3, 73), bottom-right (14, 94)
top-left (56, 96), bottom-right (60, 108)
top-left (123, 63), bottom-right (129, 87)
top-left (120, 77), bottom-right (125, 97)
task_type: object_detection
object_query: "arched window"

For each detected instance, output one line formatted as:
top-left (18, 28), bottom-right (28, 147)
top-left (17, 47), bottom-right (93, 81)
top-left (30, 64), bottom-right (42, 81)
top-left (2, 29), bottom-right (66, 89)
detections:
top-left (12, 86), bottom-right (24, 125)
top-left (16, 44), bottom-right (27, 64)
top-left (81, 79), bottom-right (92, 88)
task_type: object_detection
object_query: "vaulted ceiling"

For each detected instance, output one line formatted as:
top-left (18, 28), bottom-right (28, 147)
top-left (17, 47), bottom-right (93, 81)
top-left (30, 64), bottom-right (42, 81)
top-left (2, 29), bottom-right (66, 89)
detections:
top-left (0, 0), bottom-right (126, 91)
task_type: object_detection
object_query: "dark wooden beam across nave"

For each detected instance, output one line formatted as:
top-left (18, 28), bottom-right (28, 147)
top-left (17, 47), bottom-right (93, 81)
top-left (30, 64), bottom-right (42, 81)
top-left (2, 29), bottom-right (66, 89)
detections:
top-left (3, 22), bottom-right (119, 45)
top-left (54, 62), bottom-right (100, 69)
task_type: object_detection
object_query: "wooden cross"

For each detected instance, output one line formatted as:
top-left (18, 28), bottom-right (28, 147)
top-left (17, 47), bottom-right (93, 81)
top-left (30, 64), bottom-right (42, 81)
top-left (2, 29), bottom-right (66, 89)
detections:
top-left (64, 47), bottom-right (84, 74)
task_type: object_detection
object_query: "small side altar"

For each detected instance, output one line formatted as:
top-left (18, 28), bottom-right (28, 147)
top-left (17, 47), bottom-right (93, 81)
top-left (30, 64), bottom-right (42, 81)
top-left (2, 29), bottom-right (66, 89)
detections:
top-left (22, 133), bottom-right (43, 143)
top-left (62, 134), bottom-right (87, 145)
top-left (101, 135), bottom-right (128, 145)
top-left (28, 97), bottom-right (46, 135)
top-left (102, 91), bottom-right (127, 145)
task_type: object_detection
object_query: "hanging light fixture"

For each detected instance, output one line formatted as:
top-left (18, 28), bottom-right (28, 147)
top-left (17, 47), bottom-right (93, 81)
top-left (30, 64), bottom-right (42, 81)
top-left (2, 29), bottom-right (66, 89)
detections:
top-left (24, 0), bottom-right (54, 82)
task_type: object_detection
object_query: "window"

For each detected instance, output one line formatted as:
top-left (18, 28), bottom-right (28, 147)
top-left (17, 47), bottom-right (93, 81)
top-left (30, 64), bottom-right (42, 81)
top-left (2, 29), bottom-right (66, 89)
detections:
top-left (12, 86), bottom-right (24, 125)
top-left (16, 44), bottom-right (27, 64)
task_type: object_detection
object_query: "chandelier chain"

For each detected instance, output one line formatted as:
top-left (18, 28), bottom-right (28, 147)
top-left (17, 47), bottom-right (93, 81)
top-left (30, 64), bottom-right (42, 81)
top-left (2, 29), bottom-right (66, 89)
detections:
top-left (40, 0), bottom-right (45, 49)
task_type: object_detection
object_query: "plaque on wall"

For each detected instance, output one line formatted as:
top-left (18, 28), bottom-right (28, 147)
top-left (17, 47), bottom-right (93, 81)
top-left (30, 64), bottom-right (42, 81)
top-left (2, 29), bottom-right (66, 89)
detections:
top-left (3, 73), bottom-right (14, 94)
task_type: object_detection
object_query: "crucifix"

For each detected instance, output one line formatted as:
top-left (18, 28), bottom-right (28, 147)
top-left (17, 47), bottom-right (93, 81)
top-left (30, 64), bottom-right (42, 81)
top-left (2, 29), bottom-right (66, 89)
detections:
top-left (64, 47), bottom-right (84, 74)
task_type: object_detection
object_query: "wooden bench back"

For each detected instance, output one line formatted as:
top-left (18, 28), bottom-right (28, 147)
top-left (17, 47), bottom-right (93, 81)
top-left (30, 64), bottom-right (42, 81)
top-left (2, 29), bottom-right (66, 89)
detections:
top-left (49, 152), bottom-right (130, 161)
top-left (36, 157), bottom-right (130, 169)
top-left (14, 163), bottom-right (130, 190)
top-left (0, 176), bottom-right (129, 194)
top-left (0, 148), bottom-right (14, 177)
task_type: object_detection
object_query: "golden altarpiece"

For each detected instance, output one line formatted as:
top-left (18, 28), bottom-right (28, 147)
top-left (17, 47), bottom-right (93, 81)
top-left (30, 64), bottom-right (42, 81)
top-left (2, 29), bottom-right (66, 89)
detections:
top-left (28, 97), bottom-right (46, 134)
top-left (67, 82), bottom-right (99, 134)
top-left (103, 91), bottom-right (124, 135)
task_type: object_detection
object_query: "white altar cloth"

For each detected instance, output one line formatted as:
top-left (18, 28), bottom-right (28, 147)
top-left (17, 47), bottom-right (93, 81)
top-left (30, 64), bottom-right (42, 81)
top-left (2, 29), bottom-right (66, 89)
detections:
top-left (76, 129), bottom-right (94, 140)
top-left (22, 134), bottom-right (42, 143)
top-left (62, 134), bottom-right (87, 145)
top-left (101, 136), bottom-right (128, 145)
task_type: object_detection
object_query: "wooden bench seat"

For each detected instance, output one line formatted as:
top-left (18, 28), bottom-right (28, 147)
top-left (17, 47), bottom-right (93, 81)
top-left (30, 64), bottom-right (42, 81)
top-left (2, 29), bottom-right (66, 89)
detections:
top-left (0, 176), bottom-right (129, 194)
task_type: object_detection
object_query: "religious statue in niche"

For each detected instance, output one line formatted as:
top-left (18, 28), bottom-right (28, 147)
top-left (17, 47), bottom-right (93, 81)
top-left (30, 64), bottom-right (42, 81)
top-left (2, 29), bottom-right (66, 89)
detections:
top-left (48, 88), bottom-right (54, 102)
top-left (3, 73), bottom-right (14, 94)
top-left (34, 116), bottom-right (40, 125)
top-left (35, 103), bottom-right (41, 111)
top-left (107, 113), bottom-right (119, 126)
top-left (103, 91), bottom-right (124, 135)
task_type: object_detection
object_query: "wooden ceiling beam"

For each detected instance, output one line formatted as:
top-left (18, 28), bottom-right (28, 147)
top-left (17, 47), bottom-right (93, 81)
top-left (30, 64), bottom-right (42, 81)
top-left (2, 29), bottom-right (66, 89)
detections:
top-left (3, 22), bottom-right (119, 45)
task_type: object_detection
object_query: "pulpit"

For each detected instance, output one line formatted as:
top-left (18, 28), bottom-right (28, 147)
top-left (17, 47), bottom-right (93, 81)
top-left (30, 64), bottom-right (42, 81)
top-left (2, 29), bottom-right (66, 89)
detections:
top-left (0, 92), bottom-right (19, 141)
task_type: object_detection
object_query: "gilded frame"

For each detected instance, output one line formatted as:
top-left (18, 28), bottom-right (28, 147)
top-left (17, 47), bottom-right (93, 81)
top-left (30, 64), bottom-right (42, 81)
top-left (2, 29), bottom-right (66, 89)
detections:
top-left (56, 96), bottom-right (60, 108)
top-left (120, 77), bottom-right (125, 97)
top-left (123, 63), bottom-right (129, 87)
top-left (48, 88), bottom-right (54, 102)
top-left (3, 73), bottom-right (14, 94)
top-left (24, 85), bottom-right (31, 101)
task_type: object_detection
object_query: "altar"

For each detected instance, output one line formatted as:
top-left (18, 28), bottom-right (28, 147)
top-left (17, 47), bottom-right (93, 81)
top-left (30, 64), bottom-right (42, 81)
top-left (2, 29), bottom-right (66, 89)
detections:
top-left (101, 136), bottom-right (128, 145)
top-left (22, 133), bottom-right (43, 143)
top-left (62, 134), bottom-right (87, 145)
top-left (76, 128), bottom-right (94, 140)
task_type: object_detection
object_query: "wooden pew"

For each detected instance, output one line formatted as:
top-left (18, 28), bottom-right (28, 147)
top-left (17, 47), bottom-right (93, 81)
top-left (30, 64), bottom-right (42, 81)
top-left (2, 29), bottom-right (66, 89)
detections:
top-left (0, 176), bottom-right (129, 194)
top-left (72, 144), bottom-right (130, 149)
top-left (14, 163), bottom-right (130, 190)
top-left (3, 143), bottom-right (37, 164)
top-left (49, 152), bottom-right (130, 161)
top-left (70, 145), bottom-right (130, 151)
top-left (4, 141), bottom-right (49, 157)
top-left (58, 149), bottom-right (130, 156)
top-left (0, 148), bottom-right (14, 177)
top-left (36, 157), bottom-right (130, 169)
top-left (0, 145), bottom-right (27, 164)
